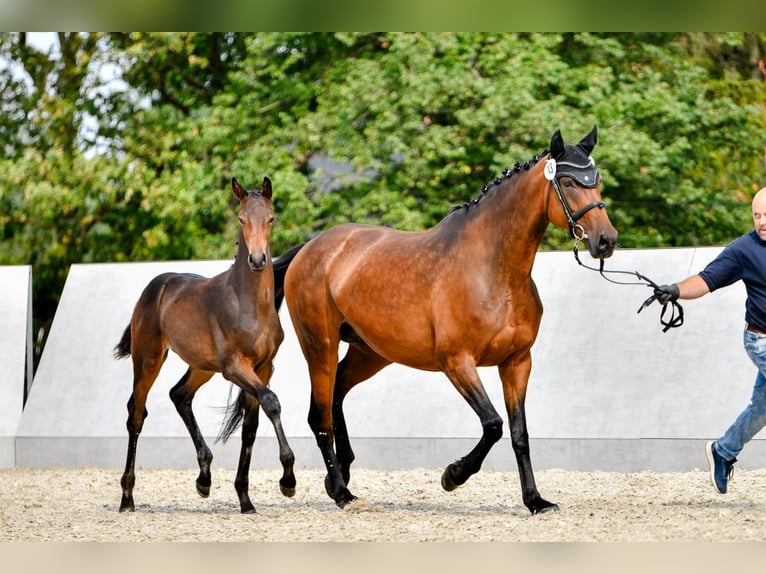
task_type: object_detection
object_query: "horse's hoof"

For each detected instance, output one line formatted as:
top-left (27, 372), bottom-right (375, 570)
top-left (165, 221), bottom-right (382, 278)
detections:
top-left (196, 481), bottom-right (211, 498)
top-left (119, 496), bottom-right (135, 513)
top-left (335, 494), bottom-right (358, 509)
top-left (240, 503), bottom-right (256, 514)
top-left (531, 502), bottom-right (560, 515)
top-left (280, 483), bottom-right (296, 498)
top-left (341, 497), bottom-right (368, 512)
top-left (441, 468), bottom-right (458, 492)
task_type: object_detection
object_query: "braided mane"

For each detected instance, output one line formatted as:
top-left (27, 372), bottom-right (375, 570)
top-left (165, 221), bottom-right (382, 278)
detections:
top-left (450, 150), bottom-right (549, 213)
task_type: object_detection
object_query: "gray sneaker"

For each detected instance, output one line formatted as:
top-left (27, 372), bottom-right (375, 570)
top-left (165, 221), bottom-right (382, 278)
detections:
top-left (706, 440), bottom-right (735, 494)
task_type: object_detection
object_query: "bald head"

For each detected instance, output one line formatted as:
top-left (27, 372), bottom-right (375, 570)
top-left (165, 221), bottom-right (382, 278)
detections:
top-left (753, 187), bottom-right (766, 241)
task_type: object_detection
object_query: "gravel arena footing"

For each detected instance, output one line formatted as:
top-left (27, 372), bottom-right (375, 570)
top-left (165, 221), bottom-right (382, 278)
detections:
top-left (4, 466), bottom-right (766, 542)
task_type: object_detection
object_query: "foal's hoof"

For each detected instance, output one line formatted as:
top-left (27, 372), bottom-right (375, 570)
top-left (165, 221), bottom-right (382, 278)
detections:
top-left (119, 496), bottom-right (135, 513)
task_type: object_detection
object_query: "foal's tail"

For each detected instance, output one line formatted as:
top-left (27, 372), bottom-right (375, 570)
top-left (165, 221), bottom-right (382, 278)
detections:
top-left (217, 389), bottom-right (248, 443)
top-left (114, 325), bottom-right (132, 359)
top-left (273, 242), bottom-right (305, 311)
top-left (218, 242), bottom-right (305, 443)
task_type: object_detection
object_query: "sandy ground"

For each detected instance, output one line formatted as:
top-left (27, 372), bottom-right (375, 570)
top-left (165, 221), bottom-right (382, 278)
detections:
top-left (3, 466), bottom-right (766, 543)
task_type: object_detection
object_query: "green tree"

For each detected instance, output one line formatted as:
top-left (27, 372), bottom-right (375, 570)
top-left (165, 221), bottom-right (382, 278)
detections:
top-left (1, 32), bottom-right (765, 368)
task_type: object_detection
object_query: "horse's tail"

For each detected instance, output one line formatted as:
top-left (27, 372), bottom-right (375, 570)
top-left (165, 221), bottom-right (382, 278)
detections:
top-left (217, 389), bottom-right (248, 444)
top-left (273, 242), bottom-right (305, 311)
top-left (113, 325), bottom-right (132, 359)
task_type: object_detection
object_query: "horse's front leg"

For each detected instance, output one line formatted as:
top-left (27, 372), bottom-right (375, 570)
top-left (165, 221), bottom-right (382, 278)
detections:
top-left (225, 360), bottom-right (296, 513)
top-left (440, 356), bottom-right (504, 490)
top-left (255, 384), bottom-right (296, 500)
top-left (499, 356), bottom-right (559, 515)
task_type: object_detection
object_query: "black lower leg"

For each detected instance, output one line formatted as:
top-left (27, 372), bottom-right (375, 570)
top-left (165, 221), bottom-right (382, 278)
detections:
top-left (309, 400), bottom-right (355, 508)
top-left (259, 389), bottom-right (296, 497)
top-left (441, 417), bottom-right (503, 491)
top-left (170, 379), bottom-right (213, 498)
top-left (510, 408), bottom-right (558, 515)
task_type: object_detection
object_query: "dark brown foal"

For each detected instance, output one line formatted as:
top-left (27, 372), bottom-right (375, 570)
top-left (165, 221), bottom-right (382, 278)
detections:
top-left (114, 177), bottom-right (295, 514)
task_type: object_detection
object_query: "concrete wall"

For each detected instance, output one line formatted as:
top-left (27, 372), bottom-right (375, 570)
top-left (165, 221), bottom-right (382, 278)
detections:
top-left (0, 265), bottom-right (33, 468)
top-left (14, 247), bottom-right (766, 472)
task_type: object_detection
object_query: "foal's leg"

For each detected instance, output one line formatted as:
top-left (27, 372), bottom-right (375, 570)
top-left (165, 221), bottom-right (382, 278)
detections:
top-left (224, 359), bottom-right (296, 513)
top-left (333, 344), bottom-right (391, 484)
top-left (499, 354), bottom-right (558, 514)
top-left (440, 354), bottom-right (504, 492)
top-left (233, 392), bottom-right (261, 514)
top-left (169, 367), bottom-right (215, 497)
top-left (120, 348), bottom-right (167, 512)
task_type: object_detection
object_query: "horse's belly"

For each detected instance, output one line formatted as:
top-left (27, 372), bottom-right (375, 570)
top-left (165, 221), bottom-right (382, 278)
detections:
top-left (346, 321), bottom-right (440, 371)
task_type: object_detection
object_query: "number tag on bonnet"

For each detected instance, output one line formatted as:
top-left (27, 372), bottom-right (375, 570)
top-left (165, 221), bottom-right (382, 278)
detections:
top-left (544, 159), bottom-right (556, 181)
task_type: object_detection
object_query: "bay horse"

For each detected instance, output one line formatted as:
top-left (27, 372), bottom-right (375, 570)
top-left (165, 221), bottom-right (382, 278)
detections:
top-left (283, 126), bottom-right (618, 514)
top-left (114, 177), bottom-right (296, 514)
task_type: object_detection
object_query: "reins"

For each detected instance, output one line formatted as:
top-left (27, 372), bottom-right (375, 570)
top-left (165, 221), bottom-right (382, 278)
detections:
top-left (546, 161), bottom-right (684, 333)
top-left (570, 236), bottom-right (684, 332)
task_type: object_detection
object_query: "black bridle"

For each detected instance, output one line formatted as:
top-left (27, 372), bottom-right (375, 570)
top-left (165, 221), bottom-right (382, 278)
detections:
top-left (546, 158), bottom-right (684, 333)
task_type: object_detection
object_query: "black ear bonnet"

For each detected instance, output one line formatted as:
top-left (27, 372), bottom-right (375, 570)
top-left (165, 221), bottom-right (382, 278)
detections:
top-left (545, 126), bottom-right (600, 188)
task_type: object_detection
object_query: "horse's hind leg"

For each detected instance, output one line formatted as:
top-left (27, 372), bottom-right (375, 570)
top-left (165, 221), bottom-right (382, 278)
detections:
top-left (440, 355), bottom-right (504, 492)
top-left (169, 367), bottom-right (215, 498)
top-left (120, 349), bottom-right (167, 512)
top-left (334, 343), bottom-right (391, 484)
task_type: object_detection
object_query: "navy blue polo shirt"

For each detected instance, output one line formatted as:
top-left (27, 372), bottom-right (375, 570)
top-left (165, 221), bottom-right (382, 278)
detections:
top-left (699, 230), bottom-right (766, 331)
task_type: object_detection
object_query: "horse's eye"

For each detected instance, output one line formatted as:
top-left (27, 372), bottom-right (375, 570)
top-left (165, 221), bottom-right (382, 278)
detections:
top-left (269, 216), bottom-right (275, 225)
top-left (238, 217), bottom-right (244, 225)
top-left (562, 178), bottom-right (575, 189)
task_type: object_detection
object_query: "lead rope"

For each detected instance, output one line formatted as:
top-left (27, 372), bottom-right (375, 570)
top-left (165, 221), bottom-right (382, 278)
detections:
top-left (571, 232), bottom-right (684, 333)
top-left (544, 158), bottom-right (683, 332)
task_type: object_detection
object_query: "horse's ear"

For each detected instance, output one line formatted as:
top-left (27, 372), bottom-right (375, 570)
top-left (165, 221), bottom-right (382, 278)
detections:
top-left (232, 177), bottom-right (247, 202)
top-left (549, 129), bottom-right (565, 159)
top-left (261, 176), bottom-right (272, 201)
top-left (577, 125), bottom-right (598, 155)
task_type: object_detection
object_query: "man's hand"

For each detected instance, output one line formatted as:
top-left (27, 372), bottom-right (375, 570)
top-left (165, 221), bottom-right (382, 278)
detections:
top-left (653, 283), bottom-right (680, 304)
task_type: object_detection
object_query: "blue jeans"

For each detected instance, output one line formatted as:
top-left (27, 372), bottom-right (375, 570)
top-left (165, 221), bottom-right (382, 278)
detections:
top-left (715, 328), bottom-right (766, 461)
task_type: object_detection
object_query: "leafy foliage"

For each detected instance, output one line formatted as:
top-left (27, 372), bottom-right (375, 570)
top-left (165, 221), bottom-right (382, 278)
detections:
top-left (1, 32), bottom-right (765, 365)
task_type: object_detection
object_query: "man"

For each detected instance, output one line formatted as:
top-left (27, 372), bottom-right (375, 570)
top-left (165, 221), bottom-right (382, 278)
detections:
top-left (654, 186), bottom-right (766, 494)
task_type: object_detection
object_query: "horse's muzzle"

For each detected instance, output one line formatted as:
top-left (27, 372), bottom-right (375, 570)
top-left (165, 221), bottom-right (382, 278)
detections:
top-left (248, 252), bottom-right (267, 272)
top-left (591, 230), bottom-right (617, 259)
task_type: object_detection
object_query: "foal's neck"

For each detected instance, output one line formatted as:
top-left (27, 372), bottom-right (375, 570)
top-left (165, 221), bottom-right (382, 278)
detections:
top-left (231, 231), bottom-right (274, 303)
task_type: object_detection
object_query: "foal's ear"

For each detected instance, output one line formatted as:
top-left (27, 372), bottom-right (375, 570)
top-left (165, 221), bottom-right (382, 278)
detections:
top-left (231, 177), bottom-right (247, 201)
top-left (261, 176), bottom-right (273, 201)
top-left (549, 129), bottom-right (565, 159)
top-left (577, 125), bottom-right (598, 155)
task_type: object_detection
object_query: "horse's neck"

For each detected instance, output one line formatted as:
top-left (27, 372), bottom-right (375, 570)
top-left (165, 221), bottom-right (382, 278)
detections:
top-left (445, 170), bottom-right (550, 276)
